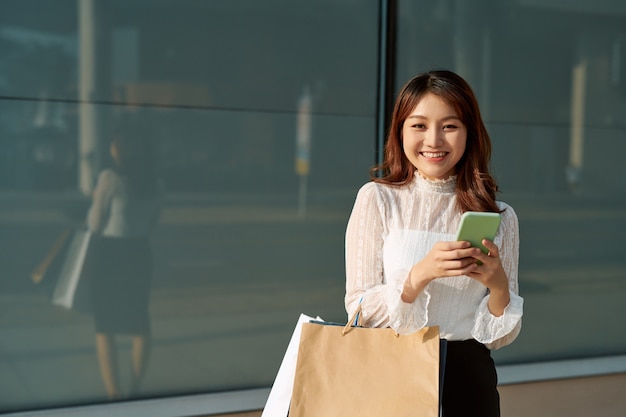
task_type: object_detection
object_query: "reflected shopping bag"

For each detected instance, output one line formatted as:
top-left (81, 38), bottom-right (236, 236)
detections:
top-left (50, 229), bottom-right (93, 313)
top-left (288, 307), bottom-right (443, 417)
top-left (31, 229), bottom-right (72, 294)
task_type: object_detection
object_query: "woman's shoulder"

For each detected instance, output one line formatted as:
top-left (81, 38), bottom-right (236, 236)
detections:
top-left (95, 168), bottom-right (126, 190)
top-left (355, 180), bottom-right (404, 201)
top-left (496, 200), bottom-right (515, 212)
top-left (497, 200), bottom-right (519, 224)
top-left (98, 168), bottom-right (122, 181)
top-left (353, 181), bottom-right (412, 215)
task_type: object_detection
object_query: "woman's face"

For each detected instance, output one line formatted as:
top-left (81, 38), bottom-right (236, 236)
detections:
top-left (401, 93), bottom-right (467, 180)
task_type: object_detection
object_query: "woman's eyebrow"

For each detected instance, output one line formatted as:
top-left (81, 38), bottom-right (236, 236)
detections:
top-left (406, 114), bottom-right (461, 121)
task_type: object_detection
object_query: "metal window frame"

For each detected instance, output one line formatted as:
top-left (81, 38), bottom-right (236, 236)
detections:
top-left (375, 0), bottom-right (397, 167)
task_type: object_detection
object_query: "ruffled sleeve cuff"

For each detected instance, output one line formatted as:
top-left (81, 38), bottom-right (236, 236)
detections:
top-left (472, 291), bottom-right (524, 344)
top-left (386, 269), bottom-right (430, 335)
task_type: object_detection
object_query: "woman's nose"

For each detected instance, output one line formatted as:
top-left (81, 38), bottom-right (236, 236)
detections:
top-left (423, 128), bottom-right (443, 147)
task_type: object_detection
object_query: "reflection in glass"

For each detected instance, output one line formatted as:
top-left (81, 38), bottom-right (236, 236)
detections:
top-left (0, 0), bottom-right (378, 412)
top-left (86, 127), bottom-right (161, 400)
top-left (397, 0), bottom-right (626, 364)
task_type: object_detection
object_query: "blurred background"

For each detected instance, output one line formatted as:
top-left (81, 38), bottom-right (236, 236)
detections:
top-left (0, 0), bottom-right (625, 415)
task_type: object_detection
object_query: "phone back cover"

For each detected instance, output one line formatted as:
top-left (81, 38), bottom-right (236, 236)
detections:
top-left (456, 212), bottom-right (501, 254)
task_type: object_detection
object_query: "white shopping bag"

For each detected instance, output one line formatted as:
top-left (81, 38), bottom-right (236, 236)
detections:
top-left (51, 229), bottom-right (92, 312)
top-left (261, 313), bottom-right (322, 417)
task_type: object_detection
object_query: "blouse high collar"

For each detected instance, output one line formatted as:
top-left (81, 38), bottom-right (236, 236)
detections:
top-left (412, 170), bottom-right (456, 194)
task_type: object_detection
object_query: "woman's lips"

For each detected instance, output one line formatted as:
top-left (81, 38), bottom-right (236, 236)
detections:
top-left (420, 151), bottom-right (447, 160)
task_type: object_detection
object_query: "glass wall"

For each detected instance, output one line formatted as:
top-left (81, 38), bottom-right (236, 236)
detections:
top-left (0, 0), bottom-right (378, 412)
top-left (397, 0), bottom-right (626, 364)
top-left (1, 0), bottom-right (626, 415)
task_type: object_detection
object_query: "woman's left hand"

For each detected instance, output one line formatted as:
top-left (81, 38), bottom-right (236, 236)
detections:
top-left (466, 239), bottom-right (510, 316)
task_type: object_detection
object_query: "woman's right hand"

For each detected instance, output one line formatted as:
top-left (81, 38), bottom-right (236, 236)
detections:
top-left (401, 241), bottom-right (481, 303)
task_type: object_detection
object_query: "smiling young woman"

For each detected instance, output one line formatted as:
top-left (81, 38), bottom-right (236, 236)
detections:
top-left (345, 70), bottom-right (523, 417)
top-left (401, 93), bottom-right (467, 181)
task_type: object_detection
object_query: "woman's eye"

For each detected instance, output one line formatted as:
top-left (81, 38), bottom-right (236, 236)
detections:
top-left (412, 124), bottom-right (426, 129)
top-left (443, 124), bottom-right (458, 130)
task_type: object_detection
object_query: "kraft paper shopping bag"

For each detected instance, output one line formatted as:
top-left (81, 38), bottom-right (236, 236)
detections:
top-left (289, 315), bottom-right (441, 417)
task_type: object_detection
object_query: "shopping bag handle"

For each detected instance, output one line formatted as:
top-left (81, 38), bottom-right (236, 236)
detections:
top-left (341, 304), bottom-right (362, 335)
top-left (342, 301), bottom-right (400, 337)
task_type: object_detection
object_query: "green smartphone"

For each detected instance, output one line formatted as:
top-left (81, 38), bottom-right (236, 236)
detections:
top-left (455, 211), bottom-right (502, 254)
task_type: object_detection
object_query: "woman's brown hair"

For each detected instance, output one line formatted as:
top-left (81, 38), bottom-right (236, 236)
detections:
top-left (371, 70), bottom-right (501, 213)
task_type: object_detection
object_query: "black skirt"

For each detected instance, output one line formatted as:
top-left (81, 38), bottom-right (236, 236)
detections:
top-left (441, 339), bottom-right (500, 417)
top-left (85, 236), bottom-right (153, 335)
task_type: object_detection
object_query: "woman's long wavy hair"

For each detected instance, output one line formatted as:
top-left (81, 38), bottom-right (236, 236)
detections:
top-left (371, 70), bottom-right (501, 213)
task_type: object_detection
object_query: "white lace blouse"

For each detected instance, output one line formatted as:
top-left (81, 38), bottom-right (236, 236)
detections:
top-left (87, 169), bottom-right (161, 238)
top-left (345, 173), bottom-right (523, 350)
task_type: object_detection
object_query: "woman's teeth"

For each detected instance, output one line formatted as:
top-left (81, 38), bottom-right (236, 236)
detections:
top-left (421, 152), bottom-right (446, 158)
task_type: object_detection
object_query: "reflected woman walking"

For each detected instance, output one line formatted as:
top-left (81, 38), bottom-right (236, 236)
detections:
top-left (86, 127), bottom-right (161, 400)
